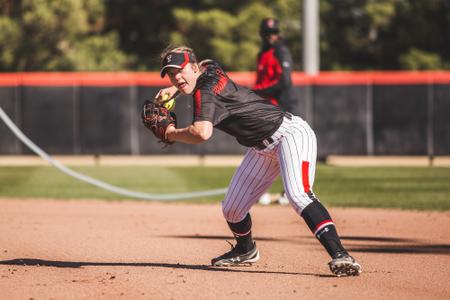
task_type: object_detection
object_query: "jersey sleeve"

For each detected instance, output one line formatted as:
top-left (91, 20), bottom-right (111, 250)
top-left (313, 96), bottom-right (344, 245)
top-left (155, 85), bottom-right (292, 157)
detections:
top-left (193, 88), bottom-right (216, 123)
top-left (254, 44), bottom-right (293, 96)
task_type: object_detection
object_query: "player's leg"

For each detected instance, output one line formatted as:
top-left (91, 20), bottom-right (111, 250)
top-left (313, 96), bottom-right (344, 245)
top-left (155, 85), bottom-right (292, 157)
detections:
top-left (277, 117), bottom-right (361, 276)
top-left (212, 148), bottom-right (280, 266)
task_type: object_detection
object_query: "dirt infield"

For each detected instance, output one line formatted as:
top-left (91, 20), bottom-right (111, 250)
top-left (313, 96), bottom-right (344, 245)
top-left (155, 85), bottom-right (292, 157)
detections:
top-left (1, 199), bottom-right (449, 300)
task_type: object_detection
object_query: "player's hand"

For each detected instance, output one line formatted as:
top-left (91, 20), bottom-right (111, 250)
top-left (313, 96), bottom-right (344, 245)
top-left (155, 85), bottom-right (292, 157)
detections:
top-left (155, 86), bottom-right (179, 104)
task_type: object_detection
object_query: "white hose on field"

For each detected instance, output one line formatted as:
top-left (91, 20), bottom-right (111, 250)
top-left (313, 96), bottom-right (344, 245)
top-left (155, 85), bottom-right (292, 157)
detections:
top-left (0, 106), bottom-right (228, 201)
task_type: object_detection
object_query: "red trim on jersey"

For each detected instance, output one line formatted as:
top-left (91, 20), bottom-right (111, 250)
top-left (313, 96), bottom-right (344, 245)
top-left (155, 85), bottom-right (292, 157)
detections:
top-left (270, 99), bottom-right (279, 106)
top-left (194, 89), bottom-right (202, 117)
top-left (302, 161), bottom-right (310, 193)
top-left (213, 72), bottom-right (228, 95)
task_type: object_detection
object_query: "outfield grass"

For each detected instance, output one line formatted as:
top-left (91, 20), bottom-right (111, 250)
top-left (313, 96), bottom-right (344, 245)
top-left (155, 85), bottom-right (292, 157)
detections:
top-left (0, 165), bottom-right (449, 210)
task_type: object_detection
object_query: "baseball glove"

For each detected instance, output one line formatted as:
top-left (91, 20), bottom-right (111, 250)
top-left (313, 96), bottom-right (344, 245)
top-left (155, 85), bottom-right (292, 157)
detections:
top-left (141, 100), bottom-right (177, 145)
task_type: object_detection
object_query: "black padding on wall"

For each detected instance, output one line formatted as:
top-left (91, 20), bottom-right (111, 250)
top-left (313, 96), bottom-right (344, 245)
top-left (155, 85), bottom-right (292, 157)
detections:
top-left (1, 83), bottom-right (449, 156)
top-left (373, 85), bottom-right (427, 155)
top-left (313, 85), bottom-right (368, 157)
top-left (291, 86), bottom-right (308, 118)
top-left (0, 87), bottom-right (19, 153)
top-left (21, 86), bottom-right (76, 154)
top-left (79, 87), bottom-right (132, 154)
top-left (434, 85), bottom-right (450, 155)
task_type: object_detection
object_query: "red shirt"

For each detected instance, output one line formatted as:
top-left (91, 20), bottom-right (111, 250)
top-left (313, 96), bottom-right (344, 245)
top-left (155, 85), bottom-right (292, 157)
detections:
top-left (254, 40), bottom-right (296, 113)
top-left (255, 47), bottom-right (283, 106)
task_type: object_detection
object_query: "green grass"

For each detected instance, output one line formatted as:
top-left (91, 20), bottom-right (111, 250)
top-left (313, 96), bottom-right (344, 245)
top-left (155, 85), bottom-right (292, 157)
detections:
top-left (0, 165), bottom-right (449, 210)
top-left (314, 165), bottom-right (450, 210)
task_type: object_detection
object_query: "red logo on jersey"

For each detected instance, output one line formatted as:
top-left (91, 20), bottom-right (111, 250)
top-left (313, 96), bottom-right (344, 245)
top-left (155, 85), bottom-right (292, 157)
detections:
top-left (212, 69), bottom-right (228, 95)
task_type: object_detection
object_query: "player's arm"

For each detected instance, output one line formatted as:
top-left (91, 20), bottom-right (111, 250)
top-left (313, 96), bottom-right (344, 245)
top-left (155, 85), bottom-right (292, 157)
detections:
top-left (166, 87), bottom-right (216, 144)
top-left (254, 44), bottom-right (293, 96)
top-left (166, 121), bottom-right (213, 144)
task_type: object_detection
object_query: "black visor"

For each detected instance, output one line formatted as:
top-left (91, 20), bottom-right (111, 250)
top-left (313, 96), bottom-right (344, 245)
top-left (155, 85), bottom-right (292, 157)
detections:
top-left (160, 52), bottom-right (195, 78)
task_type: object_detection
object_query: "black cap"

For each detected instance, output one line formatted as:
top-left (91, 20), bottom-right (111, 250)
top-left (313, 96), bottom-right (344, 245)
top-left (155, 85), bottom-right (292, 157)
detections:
top-left (160, 52), bottom-right (196, 78)
top-left (259, 18), bottom-right (280, 36)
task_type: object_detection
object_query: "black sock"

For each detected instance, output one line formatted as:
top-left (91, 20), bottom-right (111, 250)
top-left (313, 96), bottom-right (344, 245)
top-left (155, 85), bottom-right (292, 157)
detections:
top-left (227, 213), bottom-right (253, 253)
top-left (315, 224), bottom-right (347, 258)
top-left (301, 200), bottom-right (347, 258)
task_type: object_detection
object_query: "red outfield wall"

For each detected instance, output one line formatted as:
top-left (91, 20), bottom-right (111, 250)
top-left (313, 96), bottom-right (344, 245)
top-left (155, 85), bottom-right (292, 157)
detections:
top-left (1, 71), bottom-right (450, 86)
top-left (0, 72), bottom-right (449, 156)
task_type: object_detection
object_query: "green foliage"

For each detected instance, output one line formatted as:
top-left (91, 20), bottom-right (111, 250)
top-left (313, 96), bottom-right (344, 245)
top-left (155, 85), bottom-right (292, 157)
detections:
top-left (365, 0), bottom-right (396, 28)
top-left (66, 32), bottom-right (135, 71)
top-left (0, 0), bottom-right (449, 71)
top-left (0, 0), bottom-right (133, 71)
top-left (321, 0), bottom-right (450, 70)
top-left (169, 1), bottom-right (300, 71)
top-left (399, 48), bottom-right (443, 70)
top-left (171, 5), bottom-right (260, 70)
top-left (0, 16), bottom-right (21, 69)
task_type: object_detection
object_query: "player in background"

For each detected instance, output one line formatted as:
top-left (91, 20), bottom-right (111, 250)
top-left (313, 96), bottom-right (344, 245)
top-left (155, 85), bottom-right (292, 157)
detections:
top-left (254, 18), bottom-right (296, 206)
top-left (149, 45), bottom-right (362, 277)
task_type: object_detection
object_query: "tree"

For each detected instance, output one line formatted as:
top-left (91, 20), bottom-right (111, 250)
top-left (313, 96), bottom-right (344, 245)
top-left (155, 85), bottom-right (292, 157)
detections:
top-left (0, 0), bottom-right (134, 71)
top-left (399, 48), bottom-right (443, 70)
top-left (320, 0), bottom-right (449, 70)
top-left (168, 0), bottom-right (301, 71)
top-left (1, 0), bottom-right (449, 71)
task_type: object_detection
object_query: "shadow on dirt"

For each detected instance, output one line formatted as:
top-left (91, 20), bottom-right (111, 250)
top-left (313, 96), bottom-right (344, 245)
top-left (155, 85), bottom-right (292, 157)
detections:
top-left (348, 244), bottom-right (450, 254)
top-left (340, 236), bottom-right (450, 255)
top-left (166, 235), bottom-right (450, 255)
top-left (163, 235), bottom-right (292, 242)
top-left (0, 258), bottom-right (335, 277)
top-left (340, 236), bottom-right (417, 243)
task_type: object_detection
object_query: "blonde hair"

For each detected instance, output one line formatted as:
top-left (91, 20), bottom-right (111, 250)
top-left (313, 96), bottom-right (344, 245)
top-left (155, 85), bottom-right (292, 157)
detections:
top-left (160, 45), bottom-right (197, 64)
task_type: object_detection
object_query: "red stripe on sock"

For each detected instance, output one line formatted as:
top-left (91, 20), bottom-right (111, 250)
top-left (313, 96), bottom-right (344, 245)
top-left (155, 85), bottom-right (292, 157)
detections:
top-left (233, 229), bottom-right (251, 237)
top-left (313, 220), bottom-right (333, 235)
top-left (302, 161), bottom-right (310, 192)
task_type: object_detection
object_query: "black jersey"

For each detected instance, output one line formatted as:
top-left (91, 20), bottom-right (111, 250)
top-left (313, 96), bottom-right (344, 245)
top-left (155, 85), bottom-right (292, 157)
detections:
top-left (192, 61), bottom-right (284, 147)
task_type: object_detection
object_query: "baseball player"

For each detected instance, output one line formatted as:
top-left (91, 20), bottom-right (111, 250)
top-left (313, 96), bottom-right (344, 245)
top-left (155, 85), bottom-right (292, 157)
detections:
top-left (254, 18), bottom-right (297, 206)
top-left (142, 46), bottom-right (362, 276)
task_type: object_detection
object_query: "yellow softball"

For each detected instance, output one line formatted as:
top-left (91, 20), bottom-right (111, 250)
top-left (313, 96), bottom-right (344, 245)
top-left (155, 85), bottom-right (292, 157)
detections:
top-left (162, 94), bottom-right (176, 111)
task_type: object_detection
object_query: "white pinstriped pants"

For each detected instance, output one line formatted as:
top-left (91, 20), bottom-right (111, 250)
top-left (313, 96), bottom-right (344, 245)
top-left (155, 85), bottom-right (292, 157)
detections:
top-left (223, 115), bottom-right (318, 223)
